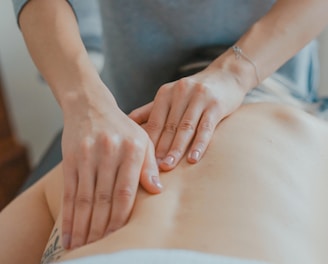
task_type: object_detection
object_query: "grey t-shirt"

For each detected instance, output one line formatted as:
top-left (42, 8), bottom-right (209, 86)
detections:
top-left (12, 0), bottom-right (319, 112)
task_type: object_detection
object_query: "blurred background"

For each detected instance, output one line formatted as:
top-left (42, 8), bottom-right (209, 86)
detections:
top-left (0, 0), bottom-right (328, 167)
top-left (0, 0), bottom-right (62, 166)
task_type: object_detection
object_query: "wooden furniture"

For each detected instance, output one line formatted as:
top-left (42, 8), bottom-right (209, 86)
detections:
top-left (0, 65), bottom-right (30, 211)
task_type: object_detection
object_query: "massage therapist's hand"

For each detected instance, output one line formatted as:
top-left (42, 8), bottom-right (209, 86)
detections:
top-left (129, 65), bottom-right (247, 171)
top-left (61, 86), bottom-right (162, 249)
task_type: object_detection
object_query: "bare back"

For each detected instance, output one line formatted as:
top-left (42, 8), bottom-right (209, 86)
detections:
top-left (41, 103), bottom-right (328, 264)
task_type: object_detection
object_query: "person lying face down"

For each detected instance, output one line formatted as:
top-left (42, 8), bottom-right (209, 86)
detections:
top-left (0, 77), bottom-right (328, 264)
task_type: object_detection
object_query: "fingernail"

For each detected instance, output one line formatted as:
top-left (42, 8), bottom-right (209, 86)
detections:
top-left (62, 234), bottom-right (71, 249)
top-left (190, 150), bottom-right (200, 162)
top-left (151, 175), bottom-right (163, 189)
top-left (162, 155), bottom-right (175, 166)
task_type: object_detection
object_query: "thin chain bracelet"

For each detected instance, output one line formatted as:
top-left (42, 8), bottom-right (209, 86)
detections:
top-left (232, 45), bottom-right (260, 86)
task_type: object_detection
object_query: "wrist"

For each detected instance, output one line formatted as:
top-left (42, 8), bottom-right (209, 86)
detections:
top-left (48, 53), bottom-right (116, 114)
top-left (60, 76), bottom-right (117, 118)
top-left (209, 47), bottom-right (260, 92)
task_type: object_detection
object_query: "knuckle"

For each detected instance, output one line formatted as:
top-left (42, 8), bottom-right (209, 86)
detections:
top-left (79, 138), bottom-right (95, 160)
top-left (199, 120), bottom-right (214, 133)
top-left (155, 84), bottom-right (171, 101)
top-left (194, 84), bottom-right (207, 95)
top-left (98, 132), bottom-right (113, 149)
top-left (95, 191), bottom-right (112, 205)
top-left (115, 185), bottom-right (133, 202)
top-left (124, 138), bottom-right (143, 153)
top-left (179, 119), bottom-right (195, 132)
top-left (63, 192), bottom-right (75, 204)
top-left (177, 77), bottom-right (189, 87)
top-left (157, 84), bottom-right (171, 97)
top-left (176, 79), bottom-right (189, 92)
top-left (146, 120), bottom-right (162, 132)
top-left (75, 194), bottom-right (93, 208)
top-left (164, 122), bottom-right (178, 133)
top-left (209, 99), bottom-right (221, 110)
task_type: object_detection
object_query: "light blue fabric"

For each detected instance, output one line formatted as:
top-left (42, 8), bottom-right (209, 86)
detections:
top-left (12, 0), bottom-right (320, 113)
top-left (57, 249), bottom-right (270, 264)
top-left (12, 0), bottom-right (103, 52)
top-left (68, 0), bottom-right (102, 52)
top-left (12, 0), bottom-right (26, 19)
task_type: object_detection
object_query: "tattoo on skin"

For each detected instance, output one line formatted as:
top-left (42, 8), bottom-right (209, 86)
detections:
top-left (40, 228), bottom-right (65, 264)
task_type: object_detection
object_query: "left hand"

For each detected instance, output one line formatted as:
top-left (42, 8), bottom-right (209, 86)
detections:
top-left (129, 66), bottom-right (247, 171)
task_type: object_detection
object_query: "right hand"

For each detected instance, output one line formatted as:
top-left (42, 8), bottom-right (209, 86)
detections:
top-left (60, 85), bottom-right (163, 249)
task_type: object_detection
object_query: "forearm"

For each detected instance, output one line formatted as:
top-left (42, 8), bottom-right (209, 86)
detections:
top-left (211, 0), bottom-right (328, 92)
top-left (19, 0), bottom-right (115, 113)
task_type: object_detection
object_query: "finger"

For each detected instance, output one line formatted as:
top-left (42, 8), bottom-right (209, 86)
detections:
top-left (87, 141), bottom-right (118, 244)
top-left (187, 106), bottom-right (221, 164)
top-left (156, 79), bottom-right (203, 169)
top-left (128, 102), bottom-right (153, 125)
top-left (105, 142), bottom-right (144, 234)
top-left (140, 141), bottom-right (163, 193)
top-left (62, 160), bottom-right (78, 249)
top-left (156, 79), bottom-right (194, 163)
top-left (160, 93), bottom-right (204, 171)
top-left (145, 85), bottom-right (172, 146)
top-left (70, 151), bottom-right (96, 249)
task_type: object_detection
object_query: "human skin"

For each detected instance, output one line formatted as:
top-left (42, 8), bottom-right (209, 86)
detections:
top-left (18, 0), bottom-right (328, 250)
top-left (0, 102), bottom-right (327, 264)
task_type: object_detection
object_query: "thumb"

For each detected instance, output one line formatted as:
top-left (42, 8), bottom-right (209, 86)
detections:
top-left (128, 102), bottom-right (153, 125)
top-left (139, 141), bottom-right (163, 194)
